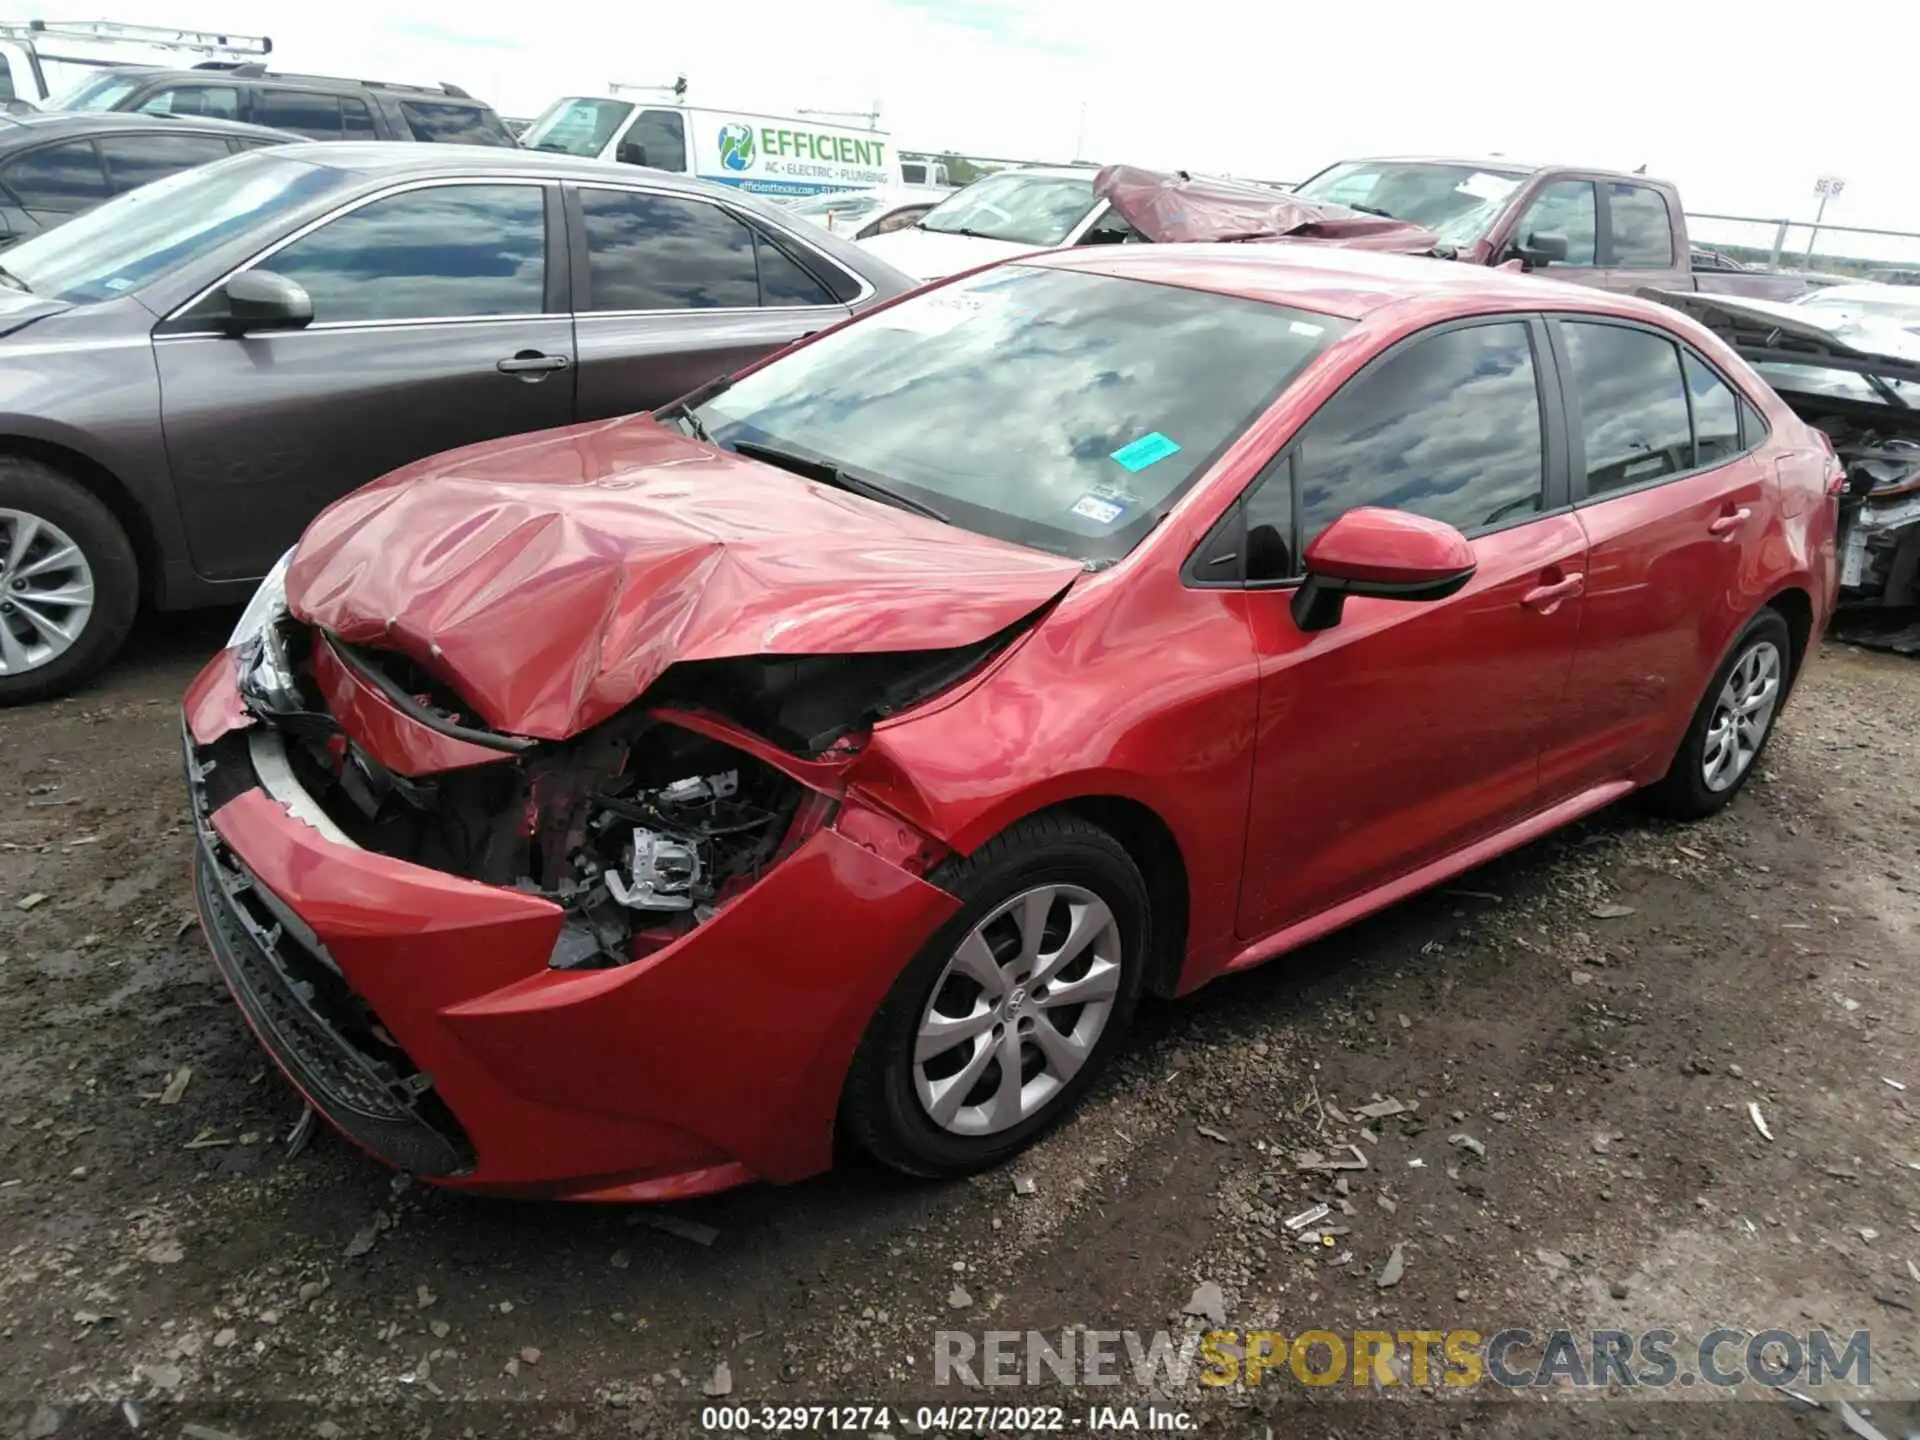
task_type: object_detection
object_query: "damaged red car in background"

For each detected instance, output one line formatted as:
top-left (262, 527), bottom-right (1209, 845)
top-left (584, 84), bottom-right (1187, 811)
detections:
top-left (184, 245), bottom-right (1838, 1201)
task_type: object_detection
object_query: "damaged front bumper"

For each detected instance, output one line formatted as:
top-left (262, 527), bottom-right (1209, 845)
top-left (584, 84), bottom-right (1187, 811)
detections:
top-left (181, 649), bottom-right (961, 1199)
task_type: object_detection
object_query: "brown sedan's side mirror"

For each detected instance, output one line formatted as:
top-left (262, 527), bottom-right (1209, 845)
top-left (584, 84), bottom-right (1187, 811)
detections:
top-left (1292, 506), bottom-right (1477, 633)
top-left (215, 270), bottom-right (313, 337)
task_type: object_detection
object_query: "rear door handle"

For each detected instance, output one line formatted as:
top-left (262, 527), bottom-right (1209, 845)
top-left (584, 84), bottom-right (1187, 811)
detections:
top-left (1708, 506), bottom-right (1752, 536)
top-left (1521, 573), bottom-right (1584, 613)
top-left (496, 351), bottom-right (570, 377)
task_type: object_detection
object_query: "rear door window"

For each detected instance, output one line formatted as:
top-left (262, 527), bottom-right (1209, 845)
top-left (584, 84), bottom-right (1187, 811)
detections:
top-left (340, 98), bottom-right (376, 137)
top-left (1561, 321), bottom-right (1692, 493)
top-left (135, 85), bottom-right (241, 121)
top-left (96, 132), bottom-right (233, 193)
top-left (0, 140), bottom-right (109, 213)
top-left (1606, 183), bottom-right (1675, 269)
top-left (753, 231), bottom-right (835, 306)
top-left (399, 100), bottom-right (514, 146)
top-left (252, 89), bottom-right (347, 139)
top-left (578, 188), bottom-right (760, 310)
top-left (250, 182), bottom-right (547, 323)
top-left (1684, 352), bottom-right (1743, 467)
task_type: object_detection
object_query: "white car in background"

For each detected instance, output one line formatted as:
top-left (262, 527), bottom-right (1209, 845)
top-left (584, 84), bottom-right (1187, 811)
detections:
top-left (857, 165), bottom-right (1137, 281)
top-left (782, 184), bottom-right (954, 242)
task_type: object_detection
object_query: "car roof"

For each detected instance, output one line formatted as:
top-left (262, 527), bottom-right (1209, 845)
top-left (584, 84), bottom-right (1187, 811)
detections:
top-left (274, 141), bottom-right (751, 187)
top-left (1312, 154), bottom-right (1667, 186)
top-left (0, 110), bottom-right (294, 142)
top-left (1033, 242), bottom-right (1669, 323)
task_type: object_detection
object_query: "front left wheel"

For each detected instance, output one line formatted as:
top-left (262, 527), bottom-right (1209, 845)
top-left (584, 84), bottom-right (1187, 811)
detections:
top-left (840, 813), bottom-right (1150, 1179)
top-left (0, 458), bottom-right (139, 706)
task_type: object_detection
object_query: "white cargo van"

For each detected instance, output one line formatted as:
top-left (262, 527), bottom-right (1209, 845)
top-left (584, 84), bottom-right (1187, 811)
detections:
top-left (519, 96), bottom-right (899, 198)
top-left (0, 19), bottom-right (271, 108)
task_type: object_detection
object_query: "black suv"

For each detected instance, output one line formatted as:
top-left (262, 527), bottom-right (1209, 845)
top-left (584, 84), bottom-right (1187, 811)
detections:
top-left (51, 64), bottom-right (516, 146)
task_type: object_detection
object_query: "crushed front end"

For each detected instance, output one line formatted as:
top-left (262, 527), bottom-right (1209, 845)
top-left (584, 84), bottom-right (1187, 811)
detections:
top-left (181, 612), bottom-right (977, 1199)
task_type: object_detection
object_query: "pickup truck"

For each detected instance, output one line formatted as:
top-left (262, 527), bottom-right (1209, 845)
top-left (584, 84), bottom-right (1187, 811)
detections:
top-left (1291, 156), bottom-right (1821, 300)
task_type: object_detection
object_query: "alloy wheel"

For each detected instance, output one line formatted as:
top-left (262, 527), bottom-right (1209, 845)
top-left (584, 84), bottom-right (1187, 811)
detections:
top-left (913, 883), bottom-right (1124, 1137)
top-left (1701, 638), bottom-right (1782, 793)
top-left (0, 508), bottom-right (95, 676)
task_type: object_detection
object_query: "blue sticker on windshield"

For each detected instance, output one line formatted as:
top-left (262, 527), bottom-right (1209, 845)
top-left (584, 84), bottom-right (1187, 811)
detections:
top-left (1110, 432), bottom-right (1180, 472)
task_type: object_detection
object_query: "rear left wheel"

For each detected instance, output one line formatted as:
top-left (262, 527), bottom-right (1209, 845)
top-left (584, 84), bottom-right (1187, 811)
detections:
top-left (840, 814), bottom-right (1149, 1178)
top-left (1643, 608), bottom-right (1791, 820)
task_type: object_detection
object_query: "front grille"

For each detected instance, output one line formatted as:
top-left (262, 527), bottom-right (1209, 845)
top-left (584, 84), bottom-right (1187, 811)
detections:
top-left (186, 727), bottom-right (476, 1176)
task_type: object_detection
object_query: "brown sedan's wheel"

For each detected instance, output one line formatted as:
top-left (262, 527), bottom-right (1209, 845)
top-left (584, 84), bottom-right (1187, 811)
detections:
top-left (0, 457), bottom-right (138, 706)
top-left (1644, 608), bottom-right (1792, 821)
top-left (840, 813), bottom-right (1150, 1178)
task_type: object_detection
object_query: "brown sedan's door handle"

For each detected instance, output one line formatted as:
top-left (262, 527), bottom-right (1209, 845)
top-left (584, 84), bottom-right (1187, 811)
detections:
top-left (1521, 573), bottom-right (1584, 613)
top-left (496, 351), bottom-right (570, 378)
top-left (1708, 506), bottom-right (1752, 536)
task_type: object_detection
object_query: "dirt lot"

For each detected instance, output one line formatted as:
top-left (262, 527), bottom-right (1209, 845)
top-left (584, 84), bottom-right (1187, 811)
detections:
top-left (2, 617), bottom-right (1919, 1440)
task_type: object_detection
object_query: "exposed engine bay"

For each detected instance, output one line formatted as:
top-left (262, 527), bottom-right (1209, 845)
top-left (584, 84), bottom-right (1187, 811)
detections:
top-left (238, 622), bottom-right (999, 969)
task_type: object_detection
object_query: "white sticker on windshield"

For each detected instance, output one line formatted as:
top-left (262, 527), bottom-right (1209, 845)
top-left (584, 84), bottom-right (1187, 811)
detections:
top-left (1455, 172), bottom-right (1521, 203)
top-left (1288, 320), bottom-right (1324, 337)
top-left (103, 277), bottom-right (135, 293)
top-left (1070, 493), bottom-right (1126, 526)
top-left (872, 291), bottom-right (997, 337)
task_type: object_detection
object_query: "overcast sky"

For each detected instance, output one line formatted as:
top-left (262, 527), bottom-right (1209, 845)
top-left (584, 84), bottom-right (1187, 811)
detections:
top-left (11, 0), bottom-right (1918, 255)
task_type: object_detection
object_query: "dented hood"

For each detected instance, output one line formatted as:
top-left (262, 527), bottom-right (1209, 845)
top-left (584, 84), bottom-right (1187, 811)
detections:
top-left (286, 416), bottom-right (1083, 740)
top-left (1093, 165), bottom-right (1439, 252)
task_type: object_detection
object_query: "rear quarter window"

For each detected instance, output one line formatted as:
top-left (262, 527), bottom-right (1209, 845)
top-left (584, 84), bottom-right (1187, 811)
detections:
top-left (400, 100), bottom-right (514, 146)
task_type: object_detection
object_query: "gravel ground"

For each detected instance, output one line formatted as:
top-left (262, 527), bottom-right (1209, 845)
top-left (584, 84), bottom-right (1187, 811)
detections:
top-left (2, 615), bottom-right (1918, 1440)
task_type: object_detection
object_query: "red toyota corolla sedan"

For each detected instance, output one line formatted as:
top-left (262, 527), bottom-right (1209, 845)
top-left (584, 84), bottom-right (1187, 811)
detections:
top-left (181, 245), bottom-right (1840, 1201)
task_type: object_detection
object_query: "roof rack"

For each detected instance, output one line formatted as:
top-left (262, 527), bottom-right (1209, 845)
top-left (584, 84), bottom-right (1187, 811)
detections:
top-left (180, 64), bottom-right (477, 100)
top-left (0, 18), bottom-right (271, 58)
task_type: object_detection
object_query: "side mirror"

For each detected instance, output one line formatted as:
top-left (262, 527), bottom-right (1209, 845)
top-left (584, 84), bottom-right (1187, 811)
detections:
top-left (1513, 230), bottom-right (1570, 268)
top-left (616, 139), bottom-right (648, 167)
top-left (1291, 506), bottom-right (1476, 633)
top-left (215, 270), bottom-right (312, 337)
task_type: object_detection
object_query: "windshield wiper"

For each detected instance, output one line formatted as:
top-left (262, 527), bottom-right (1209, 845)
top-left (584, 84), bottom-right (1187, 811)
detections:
top-left (731, 439), bottom-right (949, 524)
top-left (0, 265), bottom-right (30, 294)
top-left (918, 223), bottom-right (1004, 241)
top-left (1346, 203), bottom-right (1397, 219)
top-left (656, 375), bottom-right (731, 442)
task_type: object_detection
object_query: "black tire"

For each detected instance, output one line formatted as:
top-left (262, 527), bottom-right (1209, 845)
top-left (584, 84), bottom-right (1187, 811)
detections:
top-left (840, 813), bottom-right (1150, 1179)
top-left (0, 458), bottom-right (139, 706)
top-left (1642, 608), bottom-right (1793, 821)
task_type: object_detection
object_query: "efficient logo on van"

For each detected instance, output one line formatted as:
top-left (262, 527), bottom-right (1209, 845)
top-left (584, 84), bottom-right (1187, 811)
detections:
top-left (717, 123), bottom-right (756, 171)
top-left (758, 127), bottom-right (888, 168)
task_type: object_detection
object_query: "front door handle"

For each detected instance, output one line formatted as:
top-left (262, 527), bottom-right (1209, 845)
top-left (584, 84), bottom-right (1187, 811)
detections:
top-left (1521, 573), bottom-right (1584, 613)
top-left (496, 351), bottom-right (570, 377)
top-left (1708, 506), bottom-right (1752, 536)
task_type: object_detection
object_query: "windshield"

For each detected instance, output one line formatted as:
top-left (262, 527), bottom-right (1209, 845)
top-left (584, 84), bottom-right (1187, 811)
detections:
top-left (917, 172), bottom-right (1098, 247)
top-left (46, 70), bottom-right (148, 112)
top-left (520, 97), bottom-right (632, 156)
top-left (0, 151), bottom-right (343, 304)
top-left (689, 265), bottom-right (1348, 562)
top-left (1295, 161), bottom-right (1527, 239)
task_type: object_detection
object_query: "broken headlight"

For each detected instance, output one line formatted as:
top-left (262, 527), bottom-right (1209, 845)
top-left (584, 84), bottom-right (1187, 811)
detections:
top-left (228, 546), bottom-right (295, 649)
